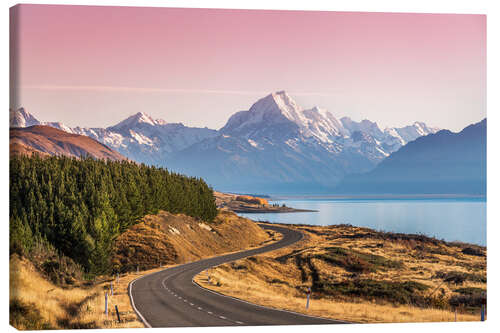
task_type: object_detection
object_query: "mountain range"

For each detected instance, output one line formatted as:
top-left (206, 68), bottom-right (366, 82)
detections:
top-left (10, 91), bottom-right (440, 193)
top-left (336, 119), bottom-right (486, 195)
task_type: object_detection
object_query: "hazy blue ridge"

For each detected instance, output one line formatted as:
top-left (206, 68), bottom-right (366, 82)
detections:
top-left (334, 119), bottom-right (486, 195)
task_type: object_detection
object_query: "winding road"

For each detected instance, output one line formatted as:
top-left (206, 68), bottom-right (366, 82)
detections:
top-left (128, 224), bottom-right (348, 327)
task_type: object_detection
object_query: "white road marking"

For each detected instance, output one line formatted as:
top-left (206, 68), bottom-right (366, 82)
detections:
top-left (129, 227), bottom-right (346, 327)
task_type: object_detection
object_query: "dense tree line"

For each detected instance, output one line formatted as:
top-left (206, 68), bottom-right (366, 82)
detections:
top-left (10, 155), bottom-right (217, 274)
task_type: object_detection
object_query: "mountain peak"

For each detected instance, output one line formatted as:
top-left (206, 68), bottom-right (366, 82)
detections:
top-left (250, 91), bottom-right (307, 125)
top-left (132, 112), bottom-right (156, 125)
top-left (10, 107), bottom-right (40, 128)
top-left (110, 111), bottom-right (158, 130)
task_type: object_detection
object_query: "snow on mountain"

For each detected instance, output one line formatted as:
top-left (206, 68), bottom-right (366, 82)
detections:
top-left (221, 91), bottom-right (305, 139)
top-left (221, 92), bottom-right (438, 162)
top-left (9, 108), bottom-right (218, 165)
top-left (10, 108), bottom-right (41, 128)
top-left (302, 106), bottom-right (349, 141)
top-left (45, 122), bottom-right (75, 134)
top-left (336, 119), bottom-right (486, 195)
top-left (10, 93), bottom-right (441, 193)
top-left (385, 122), bottom-right (440, 145)
top-left (170, 92), bottom-right (442, 192)
top-left (109, 112), bottom-right (160, 131)
top-left (340, 117), bottom-right (385, 140)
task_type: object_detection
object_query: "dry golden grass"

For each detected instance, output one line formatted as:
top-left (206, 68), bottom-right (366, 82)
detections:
top-left (194, 223), bottom-right (486, 324)
top-left (10, 209), bottom-right (275, 330)
top-left (9, 254), bottom-right (160, 329)
top-left (113, 209), bottom-right (271, 270)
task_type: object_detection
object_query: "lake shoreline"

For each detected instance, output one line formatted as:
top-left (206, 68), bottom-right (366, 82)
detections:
top-left (237, 196), bottom-right (486, 246)
top-left (230, 207), bottom-right (317, 213)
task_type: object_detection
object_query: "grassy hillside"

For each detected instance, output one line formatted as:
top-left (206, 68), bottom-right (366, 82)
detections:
top-left (195, 223), bottom-right (486, 323)
top-left (10, 209), bottom-right (272, 330)
top-left (112, 209), bottom-right (272, 272)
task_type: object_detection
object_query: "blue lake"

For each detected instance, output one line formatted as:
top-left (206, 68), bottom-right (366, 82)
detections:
top-left (238, 197), bottom-right (486, 246)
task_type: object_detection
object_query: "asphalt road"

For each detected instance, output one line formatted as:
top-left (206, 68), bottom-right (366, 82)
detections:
top-left (129, 224), bottom-right (348, 327)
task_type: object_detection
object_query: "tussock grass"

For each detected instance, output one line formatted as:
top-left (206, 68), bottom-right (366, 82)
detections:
top-left (314, 246), bottom-right (403, 273)
top-left (10, 254), bottom-right (149, 330)
top-left (194, 223), bottom-right (486, 323)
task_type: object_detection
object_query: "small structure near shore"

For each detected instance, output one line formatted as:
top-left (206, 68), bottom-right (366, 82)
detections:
top-left (235, 195), bottom-right (269, 206)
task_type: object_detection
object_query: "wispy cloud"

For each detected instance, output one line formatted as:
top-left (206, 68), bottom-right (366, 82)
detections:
top-left (23, 85), bottom-right (268, 95)
top-left (23, 85), bottom-right (341, 98)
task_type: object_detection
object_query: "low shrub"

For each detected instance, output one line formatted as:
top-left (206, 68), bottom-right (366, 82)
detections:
top-left (449, 294), bottom-right (485, 308)
top-left (316, 247), bottom-right (403, 273)
top-left (433, 270), bottom-right (486, 284)
top-left (320, 278), bottom-right (430, 305)
top-left (454, 287), bottom-right (485, 296)
top-left (462, 247), bottom-right (485, 257)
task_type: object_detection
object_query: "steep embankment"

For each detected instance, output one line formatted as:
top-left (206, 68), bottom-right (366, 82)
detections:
top-left (112, 209), bottom-right (273, 271)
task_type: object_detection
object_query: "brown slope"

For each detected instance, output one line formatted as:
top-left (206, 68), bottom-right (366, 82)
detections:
top-left (10, 125), bottom-right (126, 161)
top-left (112, 209), bottom-right (273, 272)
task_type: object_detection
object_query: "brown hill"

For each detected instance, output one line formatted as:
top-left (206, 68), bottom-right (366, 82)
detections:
top-left (10, 125), bottom-right (126, 161)
top-left (112, 209), bottom-right (274, 272)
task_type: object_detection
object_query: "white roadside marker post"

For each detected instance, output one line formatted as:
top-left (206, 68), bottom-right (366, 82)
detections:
top-left (110, 282), bottom-right (114, 296)
top-left (105, 292), bottom-right (108, 316)
top-left (306, 287), bottom-right (311, 309)
top-left (117, 273), bottom-right (119, 283)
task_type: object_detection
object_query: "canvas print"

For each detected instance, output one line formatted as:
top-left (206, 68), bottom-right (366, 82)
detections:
top-left (9, 4), bottom-right (486, 330)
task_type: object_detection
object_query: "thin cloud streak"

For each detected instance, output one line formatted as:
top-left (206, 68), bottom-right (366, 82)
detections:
top-left (23, 85), bottom-right (341, 98)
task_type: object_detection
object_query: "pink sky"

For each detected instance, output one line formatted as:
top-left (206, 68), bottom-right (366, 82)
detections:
top-left (10, 4), bottom-right (485, 131)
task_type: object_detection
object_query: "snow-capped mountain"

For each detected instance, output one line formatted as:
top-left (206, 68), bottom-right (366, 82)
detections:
top-left (168, 91), bottom-right (440, 193)
top-left (220, 91), bottom-right (438, 163)
top-left (10, 92), bottom-right (439, 193)
top-left (10, 108), bottom-right (218, 165)
top-left (10, 108), bottom-right (41, 128)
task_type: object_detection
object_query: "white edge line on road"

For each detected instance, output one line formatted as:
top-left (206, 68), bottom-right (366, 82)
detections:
top-left (129, 225), bottom-right (350, 327)
top-left (191, 277), bottom-right (349, 324)
top-left (129, 275), bottom-right (153, 328)
top-left (188, 227), bottom-right (351, 325)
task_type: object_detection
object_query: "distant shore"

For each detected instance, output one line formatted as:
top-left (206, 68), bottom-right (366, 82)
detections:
top-left (229, 205), bottom-right (316, 213)
top-left (271, 193), bottom-right (486, 200)
top-left (214, 191), bottom-right (317, 214)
